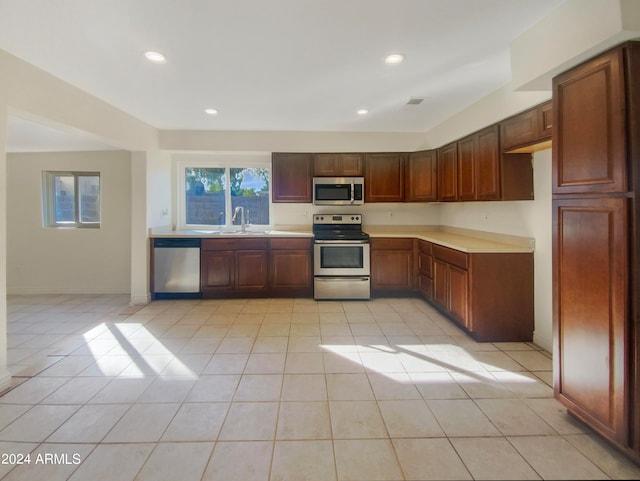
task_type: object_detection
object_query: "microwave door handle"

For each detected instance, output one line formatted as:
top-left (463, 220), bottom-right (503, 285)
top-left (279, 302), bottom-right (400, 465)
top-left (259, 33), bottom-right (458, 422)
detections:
top-left (350, 181), bottom-right (355, 204)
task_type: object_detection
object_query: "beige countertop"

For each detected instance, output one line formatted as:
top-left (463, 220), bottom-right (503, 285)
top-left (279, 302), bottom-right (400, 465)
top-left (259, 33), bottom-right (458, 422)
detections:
top-left (365, 225), bottom-right (534, 253)
top-left (150, 225), bottom-right (313, 238)
top-left (150, 225), bottom-right (534, 253)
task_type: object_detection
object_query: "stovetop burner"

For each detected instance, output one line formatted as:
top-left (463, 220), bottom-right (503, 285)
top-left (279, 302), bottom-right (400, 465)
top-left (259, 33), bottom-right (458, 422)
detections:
top-left (312, 214), bottom-right (368, 241)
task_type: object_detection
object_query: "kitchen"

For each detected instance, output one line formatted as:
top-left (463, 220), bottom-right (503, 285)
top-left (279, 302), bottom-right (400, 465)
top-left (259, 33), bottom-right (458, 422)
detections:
top-left (1, 0), bottom-right (640, 478)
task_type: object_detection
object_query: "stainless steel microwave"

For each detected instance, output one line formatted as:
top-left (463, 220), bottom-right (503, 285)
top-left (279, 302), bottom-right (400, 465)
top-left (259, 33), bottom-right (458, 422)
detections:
top-left (313, 177), bottom-right (364, 205)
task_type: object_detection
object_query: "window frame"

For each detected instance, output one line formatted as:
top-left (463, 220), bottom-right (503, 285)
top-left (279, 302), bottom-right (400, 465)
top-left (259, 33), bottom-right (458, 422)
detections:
top-left (42, 171), bottom-right (101, 229)
top-left (176, 155), bottom-right (272, 231)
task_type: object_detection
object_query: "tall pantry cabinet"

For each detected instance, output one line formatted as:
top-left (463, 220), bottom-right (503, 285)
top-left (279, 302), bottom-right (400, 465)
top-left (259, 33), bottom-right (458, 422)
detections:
top-left (553, 41), bottom-right (640, 462)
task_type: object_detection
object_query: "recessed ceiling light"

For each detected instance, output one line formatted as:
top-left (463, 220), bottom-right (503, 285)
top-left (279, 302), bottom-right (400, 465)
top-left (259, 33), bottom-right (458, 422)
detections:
top-left (384, 53), bottom-right (405, 64)
top-left (144, 51), bottom-right (166, 64)
top-left (357, 109), bottom-right (369, 115)
top-left (204, 108), bottom-right (218, 115)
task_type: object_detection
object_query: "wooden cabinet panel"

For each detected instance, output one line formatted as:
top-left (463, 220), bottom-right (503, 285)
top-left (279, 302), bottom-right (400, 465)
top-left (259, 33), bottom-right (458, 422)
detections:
top-left (457, 126), bottom-right (501, 201)
top-left (539, 101), bottom-right (553, 139)
top-left (553, 197), bottom-right (628, 443)
top-left (552, 48), bottom-right (626, 194)
top-left (448, 265), bottom-right (469, 327)
top-left (365, 153), bottom-right (405, 202)
top-left (476, 126), bottom-right (501, 200)
top-left (236, 251), bottom-right (268, 290)
top-left (314, 153), bottom-right (363, 176)
top-left (433, 258), bottom-right (449, 310)
top-left (437, 142), bottom-right (458, 201)
top-left (272, 153), bottom-right (313, 202)
top-left (370, 237), bottom-right (413, 293)
top-left (457, 135), bottom-right (476, 201)
top-left (500, 108), bottom-right (538, 152)
top-left (201, 251), bottom-right (234, 291)
top-left (500, 100), bottom-right (552, 153)
top-left (268, 237), bottom-right (312, 296)
top-left (432, 253), bottom-right (469, 328)
top-left (407, 150), bottom-right (438, 202)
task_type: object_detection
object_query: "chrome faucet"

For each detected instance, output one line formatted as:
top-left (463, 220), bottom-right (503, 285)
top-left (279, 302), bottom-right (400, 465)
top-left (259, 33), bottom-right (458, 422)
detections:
top-left (232, 206), bottom-right (248, 231)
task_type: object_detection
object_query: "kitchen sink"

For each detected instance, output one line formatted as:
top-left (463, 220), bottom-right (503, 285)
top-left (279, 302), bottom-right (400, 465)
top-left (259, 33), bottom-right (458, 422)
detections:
top-left (219, 230), bottom-right (271, 235)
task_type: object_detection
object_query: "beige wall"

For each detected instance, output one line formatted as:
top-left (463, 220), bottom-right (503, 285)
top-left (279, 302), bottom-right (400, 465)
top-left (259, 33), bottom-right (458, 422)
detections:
top-left (7, 150), bottom-right (132, 294)
top-left (438, 150), bottom-right (553, 349)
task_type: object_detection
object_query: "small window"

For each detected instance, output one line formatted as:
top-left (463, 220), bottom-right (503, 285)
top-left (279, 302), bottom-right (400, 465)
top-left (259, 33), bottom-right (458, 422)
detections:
top-left (43, 171), bottom-right (101, 228)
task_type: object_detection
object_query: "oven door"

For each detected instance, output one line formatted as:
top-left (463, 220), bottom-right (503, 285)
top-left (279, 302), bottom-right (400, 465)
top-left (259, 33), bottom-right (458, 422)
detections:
top-left (314, 240), bottom-right (370, 276)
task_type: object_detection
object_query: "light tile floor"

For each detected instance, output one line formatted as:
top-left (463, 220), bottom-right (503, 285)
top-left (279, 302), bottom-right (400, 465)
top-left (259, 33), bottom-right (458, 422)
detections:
top-left (1, 294), bottom-right (640, 480)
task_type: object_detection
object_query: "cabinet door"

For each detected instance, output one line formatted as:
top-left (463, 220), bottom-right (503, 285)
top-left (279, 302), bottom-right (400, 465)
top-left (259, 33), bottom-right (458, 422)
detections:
top-left (236, 251), bottom-right (268, 290)
top-left (370, 238), bottom-right (413, 293)
top-left (407, 150), bottom-right (437, 202)
top-left (552, 48), bottom-right (626, 194)
top-left (553, 197), bottom-right (628, 443)
top-left (201, 251), bottom-right (234, 291)
top-left (500, 108), bottom-right (539, 152)
top-left (371, 249), bottom-right (413, 292)
top-left (437, 143), bottom-right (458, 201)
top-left (313, 153), bottom-right (363, 176)
top-left (340, 154), bottom-right (364, 176)
top-left (433, 258), bottom-right (449, 309)
top-left (269, 249), bottom-right (312, 291)
top-left (365, 153), bottom-right (405, 202)
top-left (457, 135), bottom-right (476, 201)
top-left (272, 153), bottom-right (313, 202)
top-left (448, 265), bottom-right (469, 328)
top-left (538, 100), bottom-right (553, 139)
top-left (476, 125), bottom-right (501, 200)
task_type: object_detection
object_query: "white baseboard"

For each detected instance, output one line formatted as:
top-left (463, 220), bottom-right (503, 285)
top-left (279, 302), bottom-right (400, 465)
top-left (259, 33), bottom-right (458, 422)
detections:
top-left (7, 287), bottom-right (130, 296)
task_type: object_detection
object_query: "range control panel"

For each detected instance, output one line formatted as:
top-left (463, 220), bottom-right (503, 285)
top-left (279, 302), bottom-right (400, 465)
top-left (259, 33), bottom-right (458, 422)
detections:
top-left (313, 214), bottom-right (362, 225)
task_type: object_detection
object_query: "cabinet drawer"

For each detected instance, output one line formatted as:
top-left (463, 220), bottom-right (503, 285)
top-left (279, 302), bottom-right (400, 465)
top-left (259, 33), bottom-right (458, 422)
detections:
top-left (370, 237), bottom-right (413, 250)
top-left (433, 245), bottom-right (468, 270)
top-left (269, 238), bottom-right (311, 250)
top-left (418, 253), bottom-right (433, 277)
top-left (418, 240), bottom-right (432, 255)
top-left (202, 238), bottom-right (268, 251)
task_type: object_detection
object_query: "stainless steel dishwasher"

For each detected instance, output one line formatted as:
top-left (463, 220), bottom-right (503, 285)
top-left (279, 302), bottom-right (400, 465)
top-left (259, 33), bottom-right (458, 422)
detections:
top-left (152, 238), bottom-right (202, 299)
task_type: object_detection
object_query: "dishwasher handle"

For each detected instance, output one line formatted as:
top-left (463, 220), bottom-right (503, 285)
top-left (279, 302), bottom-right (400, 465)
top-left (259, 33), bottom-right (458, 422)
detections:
top-left (153, 238), bottom-right (201, 248)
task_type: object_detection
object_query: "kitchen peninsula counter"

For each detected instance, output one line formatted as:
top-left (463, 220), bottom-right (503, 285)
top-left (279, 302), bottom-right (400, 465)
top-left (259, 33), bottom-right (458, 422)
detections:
top-left (365, 225), bottom-right (534, 253)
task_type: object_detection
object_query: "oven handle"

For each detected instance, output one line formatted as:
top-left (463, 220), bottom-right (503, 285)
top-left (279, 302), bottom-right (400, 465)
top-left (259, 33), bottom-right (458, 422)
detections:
top-left (315, 277), bottom-right (370, 282)
top-left (313, 239), bottom-right (369, 244)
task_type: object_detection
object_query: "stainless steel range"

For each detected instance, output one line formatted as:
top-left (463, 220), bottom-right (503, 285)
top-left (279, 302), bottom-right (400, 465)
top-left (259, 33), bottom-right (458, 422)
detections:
top-left (313, 214), bottom-right (370, 300)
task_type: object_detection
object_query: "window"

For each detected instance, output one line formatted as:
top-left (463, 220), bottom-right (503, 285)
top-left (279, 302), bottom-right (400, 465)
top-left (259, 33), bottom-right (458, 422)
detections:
top-left (177, 155), bottom-right (271, 229)
top-left (42, 171), bottom-right (101, 228)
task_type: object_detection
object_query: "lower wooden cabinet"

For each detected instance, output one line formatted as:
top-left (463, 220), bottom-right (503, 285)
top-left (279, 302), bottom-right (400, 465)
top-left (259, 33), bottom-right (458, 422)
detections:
top-left (201, 237), bottom-right (312, 298)
top-left (429, 244), bottom-right (533, 342)
top-left (201, 238), bottom-right (268, 297)
top-left (370, 238), bottom-right (414, 295)
top-left (416, 240), bottom-right (434, 300)
top-left (553, 197), bottom-right (628, 446)
top-left (433, 246), bottom-right (469, 329)
top-left (268, 238), bottom-right (313, 297)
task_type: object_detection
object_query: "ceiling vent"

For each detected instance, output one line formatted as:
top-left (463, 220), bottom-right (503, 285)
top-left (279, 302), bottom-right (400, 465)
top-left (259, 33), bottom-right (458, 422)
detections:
top-left (406, 97), bottom-right (425, 105)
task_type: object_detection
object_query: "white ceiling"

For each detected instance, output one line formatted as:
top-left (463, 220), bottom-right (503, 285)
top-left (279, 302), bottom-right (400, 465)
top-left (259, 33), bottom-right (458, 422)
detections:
top-left (1, 0), bottom-right (566, 150)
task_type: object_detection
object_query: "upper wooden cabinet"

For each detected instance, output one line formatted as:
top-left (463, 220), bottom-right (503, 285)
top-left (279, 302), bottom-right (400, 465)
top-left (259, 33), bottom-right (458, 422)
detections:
top-left (364, 153), bottom-right (406, 202)
top-left (500, 100), bottom-right (553, 153)
top-left (313, 153), bottom-right (363, 177)
top-left (272, 153), bottom-right (313, 203)
top-left (437, 142), bottom-right (458, 201)
top-left (406, 150), bottom-right (437, 202)
top-left (458, 126), bottom-right (501, 201)
top-left (552, 48), bottom-right (626, 194)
